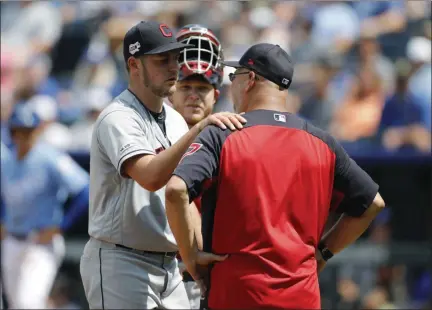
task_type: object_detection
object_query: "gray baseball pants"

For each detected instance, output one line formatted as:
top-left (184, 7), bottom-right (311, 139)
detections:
top-left (80, 238), bottom-right (190, 309)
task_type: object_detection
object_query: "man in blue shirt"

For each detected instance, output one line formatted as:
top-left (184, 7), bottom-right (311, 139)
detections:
top-left (352, 1), bottom-right (406, 60)
top-left (379, 63), bottom-right (431, 154)
top-left (1, 104), bottom-right (89, 308)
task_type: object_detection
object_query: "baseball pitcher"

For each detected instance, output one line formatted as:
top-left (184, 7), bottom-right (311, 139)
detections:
top-left (79, 21), bottom-right (245, 309)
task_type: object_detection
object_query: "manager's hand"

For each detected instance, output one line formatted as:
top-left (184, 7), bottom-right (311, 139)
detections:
top-left (199, 112), bottom-right (246, 131)
top-left (315, 248), bottom-right (327, 273)
top-left (317, 259), bottom-right (327, 273)
top-left (185, 250), bottom-right (228, 295)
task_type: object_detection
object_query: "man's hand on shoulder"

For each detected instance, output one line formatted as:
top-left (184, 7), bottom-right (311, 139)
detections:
top-left (198, 112), bottom-right (246, 131)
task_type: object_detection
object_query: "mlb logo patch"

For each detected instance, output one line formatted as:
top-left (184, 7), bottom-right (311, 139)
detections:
top-left (274, 113), bottom-right (286, 123)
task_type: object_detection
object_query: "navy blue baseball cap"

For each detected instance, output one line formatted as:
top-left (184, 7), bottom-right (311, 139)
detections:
top-left (123, 21), bottom-right (194, 62)
top-left (8, 104), bottom-right (41, 129)
top-left (221, 43), bottom-right (294, 89)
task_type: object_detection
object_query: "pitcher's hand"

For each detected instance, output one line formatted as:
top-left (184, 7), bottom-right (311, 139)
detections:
top-left (199, 112), bottom-right (246, 131)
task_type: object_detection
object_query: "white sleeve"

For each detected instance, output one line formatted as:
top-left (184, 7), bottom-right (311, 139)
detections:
top-left (165, 104), bottom-right (190, 143)
top-left (97, 110), bottom-right (155, 175)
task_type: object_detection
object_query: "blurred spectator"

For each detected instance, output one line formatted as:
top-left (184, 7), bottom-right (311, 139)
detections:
top-left (213, 66), bottom-right (235, 113)
top-left (27, 95), bottom-right (72, 151)
top-left (219, 17), bottom-right (255, 60)
top-left (289, 14), bottom-right (320, 92)
top-left (408, 271), bottom-right (432, 308)
top-left (307, 2), bottom-right (360, 55)
top-left (1, 1), bottom-right (63, 55)
top-left (185, 1), bottom-right (242, 36)
top-left (407, 1), bottom-right (431, 20)
top-left (2, 49), bottom-right (64, 149)
top-left (361, 286), bottom-right (397, 309)
top-left (330, 66), bottom-right (385, 145)
top-left (71, 17), bottom-right (139, 98)
top-left (0, 0), bottom-right (427, 156)
top-left (352, 1), bottom-right (406, 38)
top-left (298, 53), bottom-right (346, 130)
top-left (336, 278), bottom-right (362, 309)
top-left (369, 208), bottom-right (392, 245)
top-left (353, 35), bottom-right (396, 95)
top-left (252, 5), bottom-right (291, 52)
top-left (352, 1), bottom-right (407, 61)
top-left (77, 1), bottom-right (145, 20)
top-left (425, 21), bottom-right (431, 40)
top-left (377, 265), bottom-right (410, 307)
top-left (406, 1), bottom-right (431, 38)
top-left (68, 88), bottom-right (112, 152)
top-left (406, 36), bottom-right (432, 132)
top-left (271, 1), bottom-right (299, 27)
top-left (0, 46), bottom-right (15, 105)
top-left (379, 60), bottom-right (431, 154)
top-left (13, 52), bottom-right (57, 102)
top-left (47, 273), bottom-right (81, 309)
top-left (0, 45), bottom-right (16, 147)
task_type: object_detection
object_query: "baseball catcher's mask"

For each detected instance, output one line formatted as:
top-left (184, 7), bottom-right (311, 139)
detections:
top-left (176, 24), bottom-right (224, 88)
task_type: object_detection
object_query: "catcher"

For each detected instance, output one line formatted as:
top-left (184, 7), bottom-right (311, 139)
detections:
top-left (168, 24), bottom-right (224, 309)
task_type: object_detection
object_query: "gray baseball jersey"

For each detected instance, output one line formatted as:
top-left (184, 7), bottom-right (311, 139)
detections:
top-left (88, 89), bottom-right (189, 252)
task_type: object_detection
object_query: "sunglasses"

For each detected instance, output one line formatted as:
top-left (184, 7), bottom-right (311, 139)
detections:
top-left (228, 71), bottom-right (250, 82)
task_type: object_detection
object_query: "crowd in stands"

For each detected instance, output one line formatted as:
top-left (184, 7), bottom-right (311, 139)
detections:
top-left (0, 1), bottom-right (430, 309)
top-left (1, 1), bottom-right (430, 156)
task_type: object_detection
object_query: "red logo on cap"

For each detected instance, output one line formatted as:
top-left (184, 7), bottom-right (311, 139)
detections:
top-left (247, 59), bottom-right (254, 65)
top-left (159, 24), bottom-right (173, 37)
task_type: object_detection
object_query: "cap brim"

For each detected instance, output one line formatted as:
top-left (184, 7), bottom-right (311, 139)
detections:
top-left (178, 73), bottom-right (213, 85)
top-left (145, 42), bottom-right (195, 55)
top-left (220, 60), bottom-right (242, 68)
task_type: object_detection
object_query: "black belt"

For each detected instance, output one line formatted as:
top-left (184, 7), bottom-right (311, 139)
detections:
top-left (182, 271), bottom-right (194, 282)
top-left (115, 244), bottom-right (177, 258)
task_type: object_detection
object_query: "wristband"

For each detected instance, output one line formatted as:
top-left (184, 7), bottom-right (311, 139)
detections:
top-left (318, 242), bottom-right (334, 261)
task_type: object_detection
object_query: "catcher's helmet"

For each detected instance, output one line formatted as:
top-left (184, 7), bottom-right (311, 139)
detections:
top-left (176, 24), bottom-right (224, 88)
